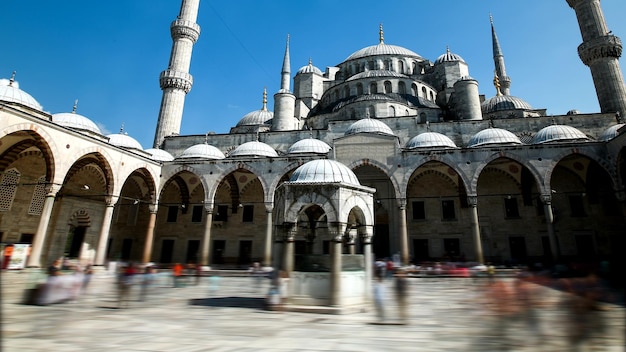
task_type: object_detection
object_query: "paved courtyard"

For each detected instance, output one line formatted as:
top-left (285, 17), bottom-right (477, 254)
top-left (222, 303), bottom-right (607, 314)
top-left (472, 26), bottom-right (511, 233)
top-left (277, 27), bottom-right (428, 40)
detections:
top-left (1, 270), bottom-right (624, 352)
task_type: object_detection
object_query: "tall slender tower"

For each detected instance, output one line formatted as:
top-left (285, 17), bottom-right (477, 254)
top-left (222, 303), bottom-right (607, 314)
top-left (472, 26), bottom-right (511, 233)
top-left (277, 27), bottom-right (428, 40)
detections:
top-left (490, 15), bottom-right (511, 96)
top-left (272, 35), bottom-right (296, 131)
top-left (153, 0), bottom-right (201, 148)
top-left (567, 0), bottom-right (626, 114)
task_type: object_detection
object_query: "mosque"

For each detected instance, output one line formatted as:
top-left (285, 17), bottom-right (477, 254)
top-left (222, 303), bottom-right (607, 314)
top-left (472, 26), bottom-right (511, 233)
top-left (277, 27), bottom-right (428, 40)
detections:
top-left (1, 0), bottom-right (625, 277)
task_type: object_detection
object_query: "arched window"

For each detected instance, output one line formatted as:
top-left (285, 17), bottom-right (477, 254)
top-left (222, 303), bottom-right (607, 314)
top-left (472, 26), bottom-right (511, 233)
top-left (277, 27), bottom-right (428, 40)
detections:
top-left (350, 109), bottom-right (356, 119)
top-left (390, 105), bottom-right (396, 117)
top-left (384, 81), bottom-right (392, 93)
top-left (344, 86), bottom-right (350, 99)
top-left (384, 60), bottom-right (391, 70)
top-left (412, 62), bottom-right (418, 75)
top-left (357, 83), bottom-right (363, 95)
top-left (398, 61), bottom-right (405, 74)
top-left (420, 112), bottom-right (427, 123)
top-left (398, 81), bottom-right (406, 94)
top-left (368, 60), bottom-right (375, 70)
top-left (422, 87), bottom-right (427, 98)
top-left (334, 90), bottom-right (339, 101)
top-left (411, 83), bottom-right (418, 96)
top-left (429, 92), bottom-right (434, 101)
top-left (369, 106), bottom-right (376, 118)
top-left (370, 82), bottom-right (378, 94)
top-left (0, 168), bottom-right (20, 211)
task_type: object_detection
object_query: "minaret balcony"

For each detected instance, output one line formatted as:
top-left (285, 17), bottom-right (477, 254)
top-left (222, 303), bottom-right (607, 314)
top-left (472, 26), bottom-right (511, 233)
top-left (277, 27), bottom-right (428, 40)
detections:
top-left (577, 35), bottom-right (623, 66)
top-left (159, 69), bottom-right (193, 93)
top-left (170, 19), bottom-right (201, 43)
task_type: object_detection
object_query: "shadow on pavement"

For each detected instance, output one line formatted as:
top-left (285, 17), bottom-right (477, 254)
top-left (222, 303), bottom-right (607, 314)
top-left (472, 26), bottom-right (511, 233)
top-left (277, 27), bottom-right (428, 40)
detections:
top-left (188, 296), bottom-right (265, 309)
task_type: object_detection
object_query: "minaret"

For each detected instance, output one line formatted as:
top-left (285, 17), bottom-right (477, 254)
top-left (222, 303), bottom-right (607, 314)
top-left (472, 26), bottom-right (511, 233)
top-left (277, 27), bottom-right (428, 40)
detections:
top-left (272, 35), bottom-right (296, 131)
top-left (490, 15), bottom-right (511, 96)
top-left (567, 0), bottom-right (626, 115)
top-left (153, 0), bottom-right (201, 148)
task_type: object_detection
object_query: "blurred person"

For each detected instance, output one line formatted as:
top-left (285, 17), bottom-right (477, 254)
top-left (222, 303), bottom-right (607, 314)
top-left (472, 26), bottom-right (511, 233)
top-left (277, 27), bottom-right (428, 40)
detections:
top-left (117, 262), bottom-right (136, 308)
top-left (47, 259), bottom-right (61, 277)
top-left (195, 262), bottom-right (203, 285)
top-left (512, 277), bottom-right (544, 346)
top-left (373, 270), bottom-right (386, 322)
top-left (81, 264), bottom-right (94, 293)
top-left (278, 270), bottom-right (290, 311)
top-left (385, 259), bottom-right (394, 280)
top-left (394, 269), bottom-right (409, 323)
top-left (249, 262), bottom-right (265, 293)
top-left (481, 279), bottom-right (518, 349)
top-left (172, 262), bottom-right (183, 288)
top-left (139, 265), bottom-right (155, 302)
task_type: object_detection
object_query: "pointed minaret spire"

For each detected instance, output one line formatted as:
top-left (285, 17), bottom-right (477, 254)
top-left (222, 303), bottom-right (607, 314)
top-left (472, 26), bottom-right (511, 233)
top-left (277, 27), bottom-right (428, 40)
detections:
top-left (490, 14), bottom-right (511, 96)
top-left (153, 0), bottom-right (201, 148)
top-left (280, 34), bottom-right (291, 92)
top-left (262, 87), bottom-right (268, 111)
top-left (72, 99), bottom-right (78, 113)
top-left (379, 23), bottom-right (384, 44)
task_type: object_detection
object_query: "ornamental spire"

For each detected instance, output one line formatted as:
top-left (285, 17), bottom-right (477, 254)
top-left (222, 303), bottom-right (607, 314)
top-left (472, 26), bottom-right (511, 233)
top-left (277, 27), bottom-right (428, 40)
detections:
top-left (9, 71), bottom-right (16, 86)
top-left (379, 23), bottom-right (384, 44)
top-left (72, 99), bottom-right (78, 113)
top-left (262, 87), bottom-right (268, 111)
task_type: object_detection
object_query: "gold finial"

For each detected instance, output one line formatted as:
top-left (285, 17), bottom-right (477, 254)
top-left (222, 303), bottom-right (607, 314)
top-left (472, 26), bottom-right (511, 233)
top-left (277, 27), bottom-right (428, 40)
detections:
top-left (9, 71), bottom-right (16, 86)
top-left (262, 87), bottom-right (267, 111)
top-left (379, 23), bottom-right (384, 44)
top-left (493, 71), bottom-right (502, 96)
top-left (446, 46), bottom-right (450, 54)
top-left (72, 99), bottom-right (78, 113)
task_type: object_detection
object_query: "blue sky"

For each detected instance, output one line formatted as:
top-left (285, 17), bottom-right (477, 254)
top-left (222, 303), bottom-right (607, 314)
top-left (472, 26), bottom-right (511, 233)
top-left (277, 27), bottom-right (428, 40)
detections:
top-left (2, 1), bottom-right (626, 149)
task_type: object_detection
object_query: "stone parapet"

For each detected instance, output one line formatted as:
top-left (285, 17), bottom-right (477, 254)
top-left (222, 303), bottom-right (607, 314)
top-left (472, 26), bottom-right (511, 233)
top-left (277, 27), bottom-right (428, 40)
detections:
top-left (170, 19), bottom-right (200, 43)
top-left (159, 69), bottom-right (193, 93)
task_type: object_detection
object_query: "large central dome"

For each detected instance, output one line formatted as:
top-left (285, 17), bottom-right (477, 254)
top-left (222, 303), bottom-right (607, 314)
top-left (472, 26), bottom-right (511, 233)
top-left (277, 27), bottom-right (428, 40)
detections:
top-left (345, 43), bottom-right (422, 61)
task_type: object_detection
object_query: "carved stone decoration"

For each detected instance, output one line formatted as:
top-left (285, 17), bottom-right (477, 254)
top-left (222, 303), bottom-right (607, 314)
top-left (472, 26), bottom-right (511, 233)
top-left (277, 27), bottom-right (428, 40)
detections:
top-left (170, 19), bottom-right (201, 43)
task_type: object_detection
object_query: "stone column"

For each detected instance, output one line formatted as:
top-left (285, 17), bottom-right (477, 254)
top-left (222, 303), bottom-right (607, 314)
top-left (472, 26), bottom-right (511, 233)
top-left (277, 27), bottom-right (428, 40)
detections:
top-left (200, 203), bottom-right (213, 266)
top-left (467, 196), bottom-right (484, 264)
top-left (281, 223), bottom-right (296, 273)
top-left (541, 194), bottom-right (559, 262)
top-left (398, 198), bottom-right (409, 265)
top-left (345, 228), bottom-right (357, 255)
top-left (263, 204), bottom-right (273, 266)
top-left (362, 227), bottom-right (374, 301)
top-left (330, 223), bottom-right (345, 307)
top-left (27, 185), bottom-right (59, 268)
top-left (94, 196), bottom-right (116, 266)
top-left (142, 203), bottom-right (159, 264)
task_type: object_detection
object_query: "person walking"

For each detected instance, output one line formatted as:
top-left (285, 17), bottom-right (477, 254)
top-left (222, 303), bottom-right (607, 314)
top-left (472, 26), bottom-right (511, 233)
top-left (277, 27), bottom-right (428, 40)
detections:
top-left (394, 269), bottom-right (409, 323)
top-left (373, 270), bottom-right (386, 322)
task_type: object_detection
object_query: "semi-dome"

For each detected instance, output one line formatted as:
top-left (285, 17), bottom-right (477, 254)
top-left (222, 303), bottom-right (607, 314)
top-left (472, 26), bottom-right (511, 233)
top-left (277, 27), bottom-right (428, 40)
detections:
top-left (481, 95), bottom-right (533, 114)
top-left (0, 77), bottom-right (43, 111)
top-left (290, 159), bottom-right (360, 186)
top-left (468, 128), bottom-right (522, 147)
top-left (406, 132), bottom-right (457, 149)
top-left (287, 138), bottom-right (332, 154)
top-left (52, 112), bottom-right (102, 134)
top-left (229, 141), bottom-right (278, 158)
top-left (178, 143), bottom-right (225, 160)
top-left (297, 58), bottom-right (323, 75)
top-left (345, 118), bottom-right (394, 136)
top-left (598, 123), bottom-right (625, 142)
top-left (144, 148), bottom-right (175, 162)
top-left (435, 48), bottom-right (465, 64)
top-left (107, 132), bottom-right (143, 150)
top-left (345, 43), bottom-right (422, 61)
top-left (531, 125), bottom-right (590, 144)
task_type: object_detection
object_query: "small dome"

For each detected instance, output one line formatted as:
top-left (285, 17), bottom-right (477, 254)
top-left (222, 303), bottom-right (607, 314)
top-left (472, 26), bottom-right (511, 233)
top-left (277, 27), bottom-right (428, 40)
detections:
top-left (236, 109), bottom-right (273, 127)
top-left (297, 59), bottom-right (323, 75)
top-left (598, 123), bottom-right (625, 142)
top-left (229, 141), bottom-right (278, 158)
top-left (287, 138), bottom-right (332, 154)
top-left (567, 109), bottom-right (581, 115)
top-left (0, 77), bottom-right (43, 111)
top-left (345, 43), bottom-right (422, 61)
top-left (406, 132), bottom-right (457, 149)
top-left (52, 112), bottom-right (102, 134)
top-left (531, 125), bottom-right (589, 144)
top-left (144, 148), bottom-right (175, 162)
top-left (345, 118), bottom-right (394, 136)
top-left (435, 48), bottom-right (465, 64)
top-left (178, 144), bottom-right (225, 160)
top-left (481, 95), bottom-right (533, 114)
top-left (107, 133), bottom-right (143, 150)
top-left (290, 159), bottom-right (360, 186)
top-left (468, 128), bottom-right (522, 147)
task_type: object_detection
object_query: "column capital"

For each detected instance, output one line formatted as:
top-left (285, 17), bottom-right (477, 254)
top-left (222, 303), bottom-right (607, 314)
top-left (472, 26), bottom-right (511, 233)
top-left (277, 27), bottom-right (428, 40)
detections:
top-left (397, 198), bottom-right (407, 209)
top-left (265, 202), bottom-right (274, 213)
top-left (45, 183), bottom-right (61, 196)
top-left (540, 194), bottom-right (552, 205)
top-left (614, 189), bottom-right (626, 202)
top-left (148, 203), bottom-right (159, 213)
top-left (467, 195), bottom-right (478, 207)
top-left (203, 202), bottom-right (214, 213)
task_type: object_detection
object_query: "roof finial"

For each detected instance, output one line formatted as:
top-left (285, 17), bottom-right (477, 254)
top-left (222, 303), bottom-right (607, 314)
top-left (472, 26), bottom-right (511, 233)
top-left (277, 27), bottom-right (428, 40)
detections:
top-left (446, 45), bottom-right (450, 54)
top-left (255, 130), bottom-right (260, 142)
top-left (489, 118), bottom-right (495, 128)
top-left (493, 71), bottom-right (502, 96)
top-left (119, 123), bottom-right (125, 134)
top-left (72, 99), bottom-right (78, 113)
top-left (9, 71), bottom-right (16, 86)
top-left (379, 23), bottom-right (384, 44)
top-left (308, 57), bottom-right (313, 66)
top-left (426, 121), bottom-right (430, 131)
top-left (309, 126), bottom-right (313, 138)
top-left (205, 131), bottom-right (209, 144)
top-left (262, 87), bottom-right (267, 111)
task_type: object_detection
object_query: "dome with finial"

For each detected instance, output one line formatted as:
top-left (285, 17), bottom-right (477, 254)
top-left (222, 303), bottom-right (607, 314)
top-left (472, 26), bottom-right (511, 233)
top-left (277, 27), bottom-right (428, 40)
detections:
top-left (406, 132), bottom-right (457, 149)
top-left (0, 72), bottom-right (43, 111)
top-left (229, 140), bottom-right (278, 158)
top-left (289, 159), bottom-right (360, 186)
top-left (52, 100), bottom-right (102, 134)
top-left (236, 88), bottom-right (273, 127)
top-left (144, 148), bottom-right (175, 162)
top-left (435, 47), bottom-right (466, 64)
top-left (468, 127), bottom-right (522, 147)
top-left (107, 124), bottom-right (143, 150)
top-left (531, 125), bottom-right (589, 144)
top-left (345, 118), bottom-right (394, 136)
top-left (345, 24), bottom-right (422, 61)
top-left (287, 137), bottom-right (332, 154)
top-left (297, 58), bottom-right (323, 75)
